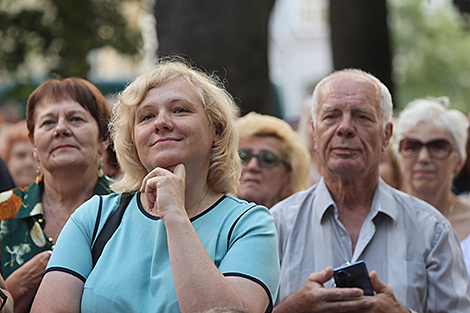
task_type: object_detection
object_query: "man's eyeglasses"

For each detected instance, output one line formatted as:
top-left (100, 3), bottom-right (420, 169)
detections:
top-left (399, 137), bottom-right (454, 160)
top-left (239, 148), bottom-right (288, 169)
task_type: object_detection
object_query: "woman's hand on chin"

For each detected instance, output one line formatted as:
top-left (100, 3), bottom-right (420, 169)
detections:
top-left (140, 163), bottom-right (186, 220)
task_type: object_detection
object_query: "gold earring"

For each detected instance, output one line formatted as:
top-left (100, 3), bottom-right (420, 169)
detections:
top-left (36, 163), bottom-right (41, 184)
top-left (98, 157), bottom-right (104, 177)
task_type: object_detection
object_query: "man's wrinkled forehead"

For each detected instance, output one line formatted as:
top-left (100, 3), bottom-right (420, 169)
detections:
top-left (317, 74), bottom-right (381, 109)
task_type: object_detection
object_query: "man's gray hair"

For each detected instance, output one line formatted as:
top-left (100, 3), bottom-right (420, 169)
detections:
top-left (311, 69), bottom-right (393, 130)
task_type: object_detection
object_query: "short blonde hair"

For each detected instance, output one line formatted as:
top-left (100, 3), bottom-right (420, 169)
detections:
top-left (110, 58), bottom-right (240, 193)
top-left (237, 112), bottom-right (311, 199)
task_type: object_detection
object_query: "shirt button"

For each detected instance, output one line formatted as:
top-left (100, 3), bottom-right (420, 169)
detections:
top-left (48, 237), bottom-right (54, 243)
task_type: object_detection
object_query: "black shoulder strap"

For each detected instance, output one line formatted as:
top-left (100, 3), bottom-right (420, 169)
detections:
top-left (91, 192), bottom-right (135, 267)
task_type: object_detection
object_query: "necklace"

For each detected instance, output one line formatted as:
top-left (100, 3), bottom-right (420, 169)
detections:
top-left (43, 192), bottom-right (61, 229)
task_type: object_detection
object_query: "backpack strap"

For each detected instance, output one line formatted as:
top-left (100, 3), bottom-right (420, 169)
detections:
top-left (91, 192), bottom-right (135, 267)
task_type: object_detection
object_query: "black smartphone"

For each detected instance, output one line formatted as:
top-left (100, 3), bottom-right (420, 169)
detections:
top-left (333, 260), bottom-right (374, 296)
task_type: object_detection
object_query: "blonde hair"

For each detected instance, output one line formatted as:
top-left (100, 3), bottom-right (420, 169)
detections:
top-left (237, 112), bottom-right (311, 199)
top-left (110, 58), bottom-right (241, 193)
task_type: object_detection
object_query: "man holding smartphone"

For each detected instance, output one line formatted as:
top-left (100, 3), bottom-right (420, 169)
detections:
top-left (271, 69), bottom-right (470, 313)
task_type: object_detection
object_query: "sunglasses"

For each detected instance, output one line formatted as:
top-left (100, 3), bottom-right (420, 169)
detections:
top-left (399, 137), bottom-right (454, 160)
top-left (239, 148), bottom-right (288, 169)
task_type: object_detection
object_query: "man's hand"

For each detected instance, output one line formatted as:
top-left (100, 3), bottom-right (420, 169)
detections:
top-left (274, 267), bottom-right (371, 313)
top-left (360, 271), bottom-right (409, 313)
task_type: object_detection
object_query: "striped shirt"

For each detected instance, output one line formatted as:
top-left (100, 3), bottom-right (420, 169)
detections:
top-left (271, 178), bottom-right (470, 313)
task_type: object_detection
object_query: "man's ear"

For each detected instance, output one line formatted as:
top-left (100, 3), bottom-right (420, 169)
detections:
top-left (311, 119), bottom-right (317, 151)
top-left (382, 122), bottom-right (393, 152)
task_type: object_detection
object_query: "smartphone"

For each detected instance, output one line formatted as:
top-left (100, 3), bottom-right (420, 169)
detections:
top-left (333, 260), bottom-right (374, 296)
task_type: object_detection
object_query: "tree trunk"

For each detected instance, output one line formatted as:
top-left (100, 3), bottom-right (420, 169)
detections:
top-left (155, 0), bottom-right (277, 116)
top-left (329, 0), bottom-right (394, 101)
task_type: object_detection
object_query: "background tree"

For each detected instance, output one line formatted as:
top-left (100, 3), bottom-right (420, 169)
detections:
top-left (0, 0), bottom-right (142, 78)
top-left (155, 0), bottom-right (277, 116)
top-left (0, 0), bottom-right (142, 109)
top-left (329, 0), bottom-right (394, 100)
top-left (389, 0), bottom-right (470, 112)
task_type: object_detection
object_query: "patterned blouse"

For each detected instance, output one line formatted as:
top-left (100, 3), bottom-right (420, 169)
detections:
top-left (0, 174), bottom-right (112, 278)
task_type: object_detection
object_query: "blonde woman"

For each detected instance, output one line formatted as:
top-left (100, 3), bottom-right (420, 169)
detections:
top-left (32, 59), bottom-right (280, 313)
top-left (236, 112), bottom-right (310, 208)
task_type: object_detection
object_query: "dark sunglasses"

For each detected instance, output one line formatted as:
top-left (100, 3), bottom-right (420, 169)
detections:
top-left (239, 148), bottom-right (288, 169)
top-left (399, 137), bottom-right (454, 160)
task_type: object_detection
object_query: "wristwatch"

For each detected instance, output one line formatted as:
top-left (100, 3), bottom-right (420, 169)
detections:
top-left (0, 288), bottom-right (7, 311)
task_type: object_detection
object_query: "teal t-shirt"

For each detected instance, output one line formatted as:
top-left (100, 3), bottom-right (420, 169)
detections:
top-left (47, 193), bottom-right (280, 313)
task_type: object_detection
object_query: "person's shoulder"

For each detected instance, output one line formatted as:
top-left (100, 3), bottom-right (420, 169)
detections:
top-left (271, 184), bottom-right (318, 215)
top-left (94, 175), bottom-right (114, 195)
top-left (390, 187), bottom-right (443, 215)
top-left (73, 192), bottom-right (125, 218)
top-left (222, 195), bottom-right (269, 214)
top-left (0, 186), bottom-right (35, 220)
top-left (215, 195), bottom-right (276, 227)
top-left (387, 186), bottom-right (451, 228)
top-left (89, 192), bottom-right (127, 211)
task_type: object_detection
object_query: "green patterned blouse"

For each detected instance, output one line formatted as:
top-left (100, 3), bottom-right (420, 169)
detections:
top-left (0, 174), bottom-right (112, 278)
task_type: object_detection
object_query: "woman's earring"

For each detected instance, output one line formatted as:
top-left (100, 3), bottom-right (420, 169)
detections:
top-left (98, 157), bottom-right (104, 177)
top-left (36, 163), bottom-right (41, 184)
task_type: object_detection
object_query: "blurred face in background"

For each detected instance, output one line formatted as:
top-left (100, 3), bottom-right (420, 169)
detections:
top-left (7, 141), bottom-right (36, 187)
top-left (236, 135), bottom-right (291, 208)
top-left (398, 121), bottom-right (462, 198)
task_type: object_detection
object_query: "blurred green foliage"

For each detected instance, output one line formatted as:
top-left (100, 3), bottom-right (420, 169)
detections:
top-left (390, 0), bottom-right (470, 114)
top-left (0, 0), bottom-right (142, 79)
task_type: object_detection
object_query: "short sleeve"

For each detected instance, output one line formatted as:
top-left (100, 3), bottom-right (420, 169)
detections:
top-left (219, 205), bottom-right (280, 309)
top-left (46, 195), bottom-right (102, 281)
top-left (425, 221), bottom-right (470, 312)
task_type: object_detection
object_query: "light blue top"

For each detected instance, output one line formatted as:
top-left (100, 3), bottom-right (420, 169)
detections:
top-left (47, 193), bottom-right (280, 313)
top-left (271, 178), bottom-right (470, 313)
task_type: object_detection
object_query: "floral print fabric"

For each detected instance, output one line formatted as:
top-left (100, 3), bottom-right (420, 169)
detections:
top-left (0, 174), bottom-right (112, 278)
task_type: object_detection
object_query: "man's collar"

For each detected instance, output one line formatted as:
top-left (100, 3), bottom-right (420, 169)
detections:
top-left (314, 178), bottom-right (337, 221)
top-left (372, 178), bottom-right (398, 221)
top-left (315, 177), bottom-right (398, 222)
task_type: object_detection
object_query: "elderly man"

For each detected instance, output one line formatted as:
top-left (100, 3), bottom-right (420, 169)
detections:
top-left (271, 69), bottom-right (470, 313)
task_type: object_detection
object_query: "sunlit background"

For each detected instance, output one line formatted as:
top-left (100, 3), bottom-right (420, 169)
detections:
top-left (1, 0), bottom-right (470, 126)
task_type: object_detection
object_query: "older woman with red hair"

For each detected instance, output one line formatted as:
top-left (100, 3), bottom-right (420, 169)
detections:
top-left (1, 120), bottom-right (36, 188)
top-left (0, 77), bottom-right (112, 312)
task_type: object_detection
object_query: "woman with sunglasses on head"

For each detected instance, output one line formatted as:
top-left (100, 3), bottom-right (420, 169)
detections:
top-left (395, 97), bottom-right (470, 281)
top-left (236, 112), bottom-right (311, 208)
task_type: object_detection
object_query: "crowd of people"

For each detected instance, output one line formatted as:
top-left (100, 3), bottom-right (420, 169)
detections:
top-left (0, 57), bottom-right (469, 313)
